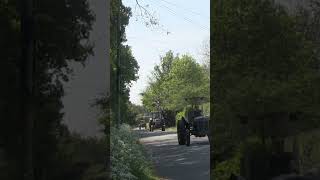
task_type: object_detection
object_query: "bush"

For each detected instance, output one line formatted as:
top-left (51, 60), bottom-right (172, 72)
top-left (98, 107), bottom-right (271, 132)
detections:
top-left (212, 137), bottom-right (272, 180)
top-left (212, 157), bottom-right (240, 180)
top-left (45, 132), bottom-right (109, 180)
top-left (212, 149), bottom-right (241, 180)
top-left (111, 124), bottom-right (156, 180)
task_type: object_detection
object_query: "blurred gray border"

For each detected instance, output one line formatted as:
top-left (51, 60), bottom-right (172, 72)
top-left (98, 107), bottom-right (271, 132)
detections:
top-left (62, 0), bottom-right (110, 137)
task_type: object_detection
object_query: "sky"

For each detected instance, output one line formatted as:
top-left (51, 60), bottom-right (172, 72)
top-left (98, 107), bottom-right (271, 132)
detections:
top-left (122, 0), bottom-right (210, 105)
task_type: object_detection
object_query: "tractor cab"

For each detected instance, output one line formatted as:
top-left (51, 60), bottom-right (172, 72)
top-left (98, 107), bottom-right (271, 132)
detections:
top-left (177, 96), bottom-right (209, 146)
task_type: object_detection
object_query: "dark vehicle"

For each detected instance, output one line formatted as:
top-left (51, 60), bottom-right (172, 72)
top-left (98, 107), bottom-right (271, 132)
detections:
top-left (149, 111), bottom-right (165, 132)
top-left (138, 119), bottom-right (147, 130)
top-left (177, 97), bottom-right (209, 146)
top-left (137, 114), bottom-right (149, 130)
top-left (149, 117), bottom-right (154, 132)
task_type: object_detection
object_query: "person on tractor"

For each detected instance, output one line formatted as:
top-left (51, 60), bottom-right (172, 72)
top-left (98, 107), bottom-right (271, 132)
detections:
top-left (149, 118), bottom-right (154, 132)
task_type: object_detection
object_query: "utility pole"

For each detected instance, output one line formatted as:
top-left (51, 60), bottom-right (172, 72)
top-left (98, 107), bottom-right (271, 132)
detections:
top-left (116, 0), bottom-right (121, 127)
top-left (21, 0), bottom-right (34, 179)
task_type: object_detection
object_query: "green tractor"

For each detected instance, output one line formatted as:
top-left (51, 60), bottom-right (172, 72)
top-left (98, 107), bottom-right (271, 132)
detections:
top-left (177, 97), bottom-right (209, 146)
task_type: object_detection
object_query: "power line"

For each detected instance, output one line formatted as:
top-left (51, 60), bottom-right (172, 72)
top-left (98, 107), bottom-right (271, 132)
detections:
top-left (149, 0), bottom-right (209, 31)
top-left (156, 0), bottom-right (210, 19)
top-left (145, 0), bottom-right (209, 31)
top-left (126, 36), bottom-right (171, 43)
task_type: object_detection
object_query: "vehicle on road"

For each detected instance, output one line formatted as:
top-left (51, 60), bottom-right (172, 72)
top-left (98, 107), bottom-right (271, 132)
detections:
top-left (177, 97), bottom-right (209, 146)
top-left (138, 119), bottom-right (147, 130)
top-left (149, 111), bottom-right (166, 132)
top-left (137, 114), bottom-right (151, 130)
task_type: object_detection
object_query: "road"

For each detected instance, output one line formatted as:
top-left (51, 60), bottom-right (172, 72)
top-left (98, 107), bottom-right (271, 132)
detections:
top-left (137, 129), bottom-right (210, 180)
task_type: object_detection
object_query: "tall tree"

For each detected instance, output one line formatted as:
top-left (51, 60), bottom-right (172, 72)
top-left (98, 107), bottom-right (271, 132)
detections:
top-left (99, 0), bottom-right (139, 128)
top-left (211, 0), bottom-right (320, 166)
top-left (142, 52), bottom-right (209, 112)
top-left (1, 0), bottom-right (95, 179)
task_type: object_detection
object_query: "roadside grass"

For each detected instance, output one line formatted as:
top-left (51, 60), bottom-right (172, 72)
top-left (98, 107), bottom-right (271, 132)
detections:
top-left (132, 167), bottom-right (159, 180)
top-left (143, 123), bottom-right (177, 133)
top-left (111, 124), bottom-right (159, 180)
top-left (165, 126), bottom-right (177, 132)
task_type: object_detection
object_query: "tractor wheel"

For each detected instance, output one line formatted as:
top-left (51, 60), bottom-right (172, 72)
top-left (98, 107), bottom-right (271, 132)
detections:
top-left (177, 120), bottom-right (186, 145)
top-left (186, 129), bottom-right (190, 146)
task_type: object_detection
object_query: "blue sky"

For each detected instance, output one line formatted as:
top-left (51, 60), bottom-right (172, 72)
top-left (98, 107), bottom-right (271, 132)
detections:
top-left (122, 0), bottom-right (210, 105)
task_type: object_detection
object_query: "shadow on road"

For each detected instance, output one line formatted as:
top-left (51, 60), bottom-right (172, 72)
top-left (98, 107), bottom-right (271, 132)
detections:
top-left (136, 128), bottom-right (210, 180)
top-left (135, 128), bottom-right (177, 138)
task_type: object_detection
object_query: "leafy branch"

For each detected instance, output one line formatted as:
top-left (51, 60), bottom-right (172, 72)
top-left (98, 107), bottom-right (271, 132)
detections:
top-left (134, 0), bottom-right (170, 34)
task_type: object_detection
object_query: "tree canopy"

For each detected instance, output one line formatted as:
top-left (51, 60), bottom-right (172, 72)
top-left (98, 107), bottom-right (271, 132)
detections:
top-left (98, 0), bottom-right (140, 128)
top-left (142, 51), bottom-right (209, 112)
top-left (0, 0), bottom-right (95, 179)
top-left (211, 0), bottom-right (320, 174)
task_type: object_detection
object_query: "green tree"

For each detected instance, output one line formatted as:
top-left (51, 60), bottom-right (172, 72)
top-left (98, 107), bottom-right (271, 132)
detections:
top-left (0, 0), bottom-right (95, 179)
top-left (211, 0), bottom-right (320, 173)
top-left (164, 55), bottom-right (209, 110)
top-left (142, 51), bottom-right (177, 111)
top-left (142, 52), bottom-right (209, 113)
top-left (127, 103), bottom-right (145, 125)
top-left (99, 0), bottom-right (139, 128)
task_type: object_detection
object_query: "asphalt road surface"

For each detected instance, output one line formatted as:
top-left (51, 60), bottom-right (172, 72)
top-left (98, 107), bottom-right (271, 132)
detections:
top-left (137, 128), bottom-right (210, 180)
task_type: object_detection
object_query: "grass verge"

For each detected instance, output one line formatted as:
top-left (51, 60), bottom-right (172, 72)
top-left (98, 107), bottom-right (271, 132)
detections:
top-left (111, 124), bottom-right (159, 180)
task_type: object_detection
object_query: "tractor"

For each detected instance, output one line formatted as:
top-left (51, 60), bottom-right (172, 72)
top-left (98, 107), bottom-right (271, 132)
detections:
top-left (176, 97), bottom-right (209, 146)
top-left (138, 116), bottom-right (148, 130)
top-left (149, 111), bottom-right (166, 132)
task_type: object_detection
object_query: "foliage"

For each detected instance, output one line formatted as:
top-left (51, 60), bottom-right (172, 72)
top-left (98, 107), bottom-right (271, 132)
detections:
top-left (141, 51), bottom-right (177, 111)
top-left (128, 103), bottom-right (146, 125)
top-left (98, 0), bottom-right (139, 127)
top-left (213, 137), bottom-right (273, 180)
top-left (202, 103), bottom-right (210, 117)
top-left (0, 0), bottom-right (95, 179)
top-left (211, 0), bottom-right (320, 163)
top-left (211, 0), bottom-right (320, 178)
top-left (175, 111), bottom-right (185, 125)
top-left (52, 130), bottom-right (108, 180)
top-left (239, 136), bottom-right (271, 153)
top-left (212, 157), bottom-right (240, 180)
top-left (111, 124), bottom-right (157, 180)
top-left (142, 52), bottom-right (209, 112)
